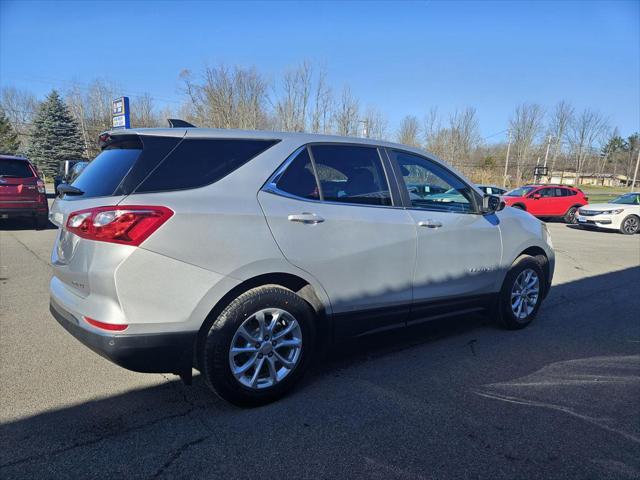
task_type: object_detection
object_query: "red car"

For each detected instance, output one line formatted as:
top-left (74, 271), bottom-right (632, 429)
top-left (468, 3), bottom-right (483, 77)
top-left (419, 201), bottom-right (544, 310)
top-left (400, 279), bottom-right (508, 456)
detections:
top-left (0, 155), bottom-right (49, 228)
top-left (502, 184), bottom-right (588, 223)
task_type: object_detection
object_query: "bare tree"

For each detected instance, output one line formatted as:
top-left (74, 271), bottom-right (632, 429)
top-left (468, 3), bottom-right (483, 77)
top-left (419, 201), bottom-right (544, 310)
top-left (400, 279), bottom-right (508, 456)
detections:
top-left (547, 100), bottom-right (573, 173)
top-left (361, 106), bottom-right (388, 140)
top-left (310, 68), bottom-right (333, 134)
top-left (274, 61), bottom-right (313, 132)
top-left (131, 93), bottom-right (160, 128)
top-left (181, 65), bottom-right (269, 130)
top-left (566, 109), bottom-right (608, 184)
top-left (0, 87), bottom-right (39, 147)
top-left (334, 86), bottom-right (359, 136)
top-left (397, 115), bottom-right (421, 147)
top-left (448, 107), bottom-right (481, 167)
top-left (66, 79), bottom-right (119, 157)
top-left (509, 103), bottom-right (545, 184)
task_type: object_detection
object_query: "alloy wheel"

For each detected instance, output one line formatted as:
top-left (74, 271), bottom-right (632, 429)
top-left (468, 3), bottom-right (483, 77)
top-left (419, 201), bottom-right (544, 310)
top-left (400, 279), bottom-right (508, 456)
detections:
top-left (229, 308), bottom-right (303, 389)
top-left (510, 268), bottom-right (540, 320)
top-left (622, 216), bottom-right (639, 234)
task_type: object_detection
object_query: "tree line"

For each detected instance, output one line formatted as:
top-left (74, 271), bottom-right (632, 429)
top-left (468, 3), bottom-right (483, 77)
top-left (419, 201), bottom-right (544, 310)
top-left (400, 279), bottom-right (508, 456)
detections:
top-left (1, 61), bottom-right (637, 185)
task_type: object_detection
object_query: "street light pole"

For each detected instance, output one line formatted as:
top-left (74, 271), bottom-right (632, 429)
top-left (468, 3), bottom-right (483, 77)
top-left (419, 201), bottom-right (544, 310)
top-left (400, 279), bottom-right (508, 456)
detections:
top-left (543, 135), bottom-right (553, 167)
top-left (632, 148), bottom-right (639, 192)
top-left (503, 130), bottom-right (512, 188)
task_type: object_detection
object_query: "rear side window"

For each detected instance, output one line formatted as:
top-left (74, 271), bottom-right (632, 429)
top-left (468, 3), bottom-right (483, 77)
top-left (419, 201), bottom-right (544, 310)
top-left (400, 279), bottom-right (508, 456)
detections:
top-left (0, 160), bottom-right (34, 178)
top-left (136, 139), bottom-right (278, 193)
top-left (310, 145), bottom-right (391, 206)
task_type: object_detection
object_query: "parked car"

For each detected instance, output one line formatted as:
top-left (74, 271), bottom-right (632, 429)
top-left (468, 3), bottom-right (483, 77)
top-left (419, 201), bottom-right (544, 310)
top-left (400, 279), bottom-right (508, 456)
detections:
top-left (0, 154), bottom-right (49, 228)
top-left (49, 128), bottom-right (555, 406)
top-left (54, 160), bottom-right (89, 194)
top-left (502, 184), bottom-right (588, 223)
top-left (576, 192), bottom-right (640, 234)
top-left (477, 184), bottom-right (507, 196)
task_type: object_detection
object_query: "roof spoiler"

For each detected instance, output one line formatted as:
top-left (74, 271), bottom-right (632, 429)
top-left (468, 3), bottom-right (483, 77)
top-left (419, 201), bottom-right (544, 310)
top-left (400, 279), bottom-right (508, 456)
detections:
top-left (167, 118), bottom-right (197, 128)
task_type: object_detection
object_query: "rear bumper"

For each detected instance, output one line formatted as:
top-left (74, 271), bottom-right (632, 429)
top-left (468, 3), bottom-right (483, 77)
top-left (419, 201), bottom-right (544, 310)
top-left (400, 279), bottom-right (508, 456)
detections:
top-left (0, 205), bottom-right (48, 217)
top-left (50, 298), bottom-right (196, 375)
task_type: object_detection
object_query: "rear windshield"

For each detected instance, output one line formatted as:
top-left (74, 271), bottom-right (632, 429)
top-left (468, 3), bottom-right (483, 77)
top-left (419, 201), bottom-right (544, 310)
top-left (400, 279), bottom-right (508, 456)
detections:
top-left (66, 135), bottom-right (278, 199)
top-left (71, 147), bottom-right (141, 198)
top-left (0, 160), bottom-right (34, 178)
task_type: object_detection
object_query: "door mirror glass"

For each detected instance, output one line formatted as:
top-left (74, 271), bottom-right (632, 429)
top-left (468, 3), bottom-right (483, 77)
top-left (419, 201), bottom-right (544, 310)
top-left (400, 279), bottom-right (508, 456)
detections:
top-left (481, 194), bottom-right (503, 214)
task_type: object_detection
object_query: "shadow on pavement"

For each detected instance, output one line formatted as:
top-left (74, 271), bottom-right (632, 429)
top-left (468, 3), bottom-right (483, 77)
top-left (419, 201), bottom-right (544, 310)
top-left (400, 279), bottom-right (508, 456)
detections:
top-left (1, 267), bottom-right (639, 479)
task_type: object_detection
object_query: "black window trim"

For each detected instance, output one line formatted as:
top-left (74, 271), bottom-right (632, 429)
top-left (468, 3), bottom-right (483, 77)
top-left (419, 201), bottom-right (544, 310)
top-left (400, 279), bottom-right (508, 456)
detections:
top-left (385, 147), bottom-right (484, 215)
top-left (262, 142), bottom-right (403, 209)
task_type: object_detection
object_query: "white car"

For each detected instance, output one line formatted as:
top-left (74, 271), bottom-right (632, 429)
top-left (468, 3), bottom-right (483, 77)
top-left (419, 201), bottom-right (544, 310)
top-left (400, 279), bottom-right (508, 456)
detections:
top-left (576, 192), bottom-right (640, 234)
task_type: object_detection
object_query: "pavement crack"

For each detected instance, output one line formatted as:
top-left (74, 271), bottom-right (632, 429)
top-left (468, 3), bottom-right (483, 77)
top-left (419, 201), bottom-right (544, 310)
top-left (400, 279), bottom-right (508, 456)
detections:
top-left (0, 408), bottom-right (196, 470)
top-left (150, 436), bottom-right (209, 479)
top-left (7, 232), bottom-right (51, 267)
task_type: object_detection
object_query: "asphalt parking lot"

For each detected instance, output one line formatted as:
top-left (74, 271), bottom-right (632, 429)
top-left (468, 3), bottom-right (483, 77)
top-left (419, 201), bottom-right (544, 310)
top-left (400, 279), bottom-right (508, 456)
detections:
top-left (1, 217), bottom-right (639, 479)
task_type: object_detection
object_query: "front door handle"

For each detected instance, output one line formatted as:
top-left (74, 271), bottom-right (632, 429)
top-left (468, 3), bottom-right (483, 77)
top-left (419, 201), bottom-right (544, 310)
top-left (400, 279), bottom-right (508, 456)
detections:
top-left (288, 213), bottom-right (325, 224)
top-left (418, 220), bottom-right (442, 229)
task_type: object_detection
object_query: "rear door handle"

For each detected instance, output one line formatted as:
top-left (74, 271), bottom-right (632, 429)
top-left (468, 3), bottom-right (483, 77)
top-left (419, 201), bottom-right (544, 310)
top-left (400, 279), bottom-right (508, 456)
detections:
top-left (287, 213), bottom-right (325, 224)
top-left (418, 220), bottom-right (442, 229)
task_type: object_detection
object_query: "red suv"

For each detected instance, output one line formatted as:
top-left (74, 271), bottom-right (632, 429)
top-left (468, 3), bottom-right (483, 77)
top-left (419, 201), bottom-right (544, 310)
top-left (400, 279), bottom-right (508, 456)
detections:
top-left (502, 184), bottom-right (588, 223)
top-left (0, 155), bottom-right (49, 228)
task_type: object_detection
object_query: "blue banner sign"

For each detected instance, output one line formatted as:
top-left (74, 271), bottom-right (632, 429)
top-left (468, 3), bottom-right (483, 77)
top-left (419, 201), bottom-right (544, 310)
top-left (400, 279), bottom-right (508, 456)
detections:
top-left (112, 97), bottom-right (130, 129)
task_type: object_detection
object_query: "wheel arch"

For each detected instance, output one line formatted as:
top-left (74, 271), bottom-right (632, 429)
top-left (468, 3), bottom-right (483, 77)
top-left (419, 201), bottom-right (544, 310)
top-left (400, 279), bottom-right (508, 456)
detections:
top-left (194, 272), bottom-right (330, 369)
top-left (513, 203), bottom-right (526, 210)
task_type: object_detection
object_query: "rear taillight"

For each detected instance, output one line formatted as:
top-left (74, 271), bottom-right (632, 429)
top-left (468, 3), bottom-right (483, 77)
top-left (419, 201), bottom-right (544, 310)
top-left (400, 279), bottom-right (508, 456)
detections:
top-left (36, 179), bottom-right (45, 194)
top-left (66, 205), bottom-right (173, 246)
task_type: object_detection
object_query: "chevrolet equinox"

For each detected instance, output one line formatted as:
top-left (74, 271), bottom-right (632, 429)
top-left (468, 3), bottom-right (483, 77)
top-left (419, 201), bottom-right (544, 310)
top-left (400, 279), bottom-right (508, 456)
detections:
top-left (49, 127), bottom-right (555, 406)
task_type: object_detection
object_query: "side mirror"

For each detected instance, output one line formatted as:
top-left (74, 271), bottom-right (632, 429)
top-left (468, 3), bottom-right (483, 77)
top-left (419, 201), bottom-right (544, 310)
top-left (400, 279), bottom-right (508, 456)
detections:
top-left (533, 193), bottom-right (541, 199)
top-left (481, 194), bottom-right (503, 214)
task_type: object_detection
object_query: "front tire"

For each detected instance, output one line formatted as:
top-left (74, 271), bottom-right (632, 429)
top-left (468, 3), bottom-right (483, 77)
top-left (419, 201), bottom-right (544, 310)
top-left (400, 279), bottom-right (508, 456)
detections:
top-left (497, 255), bottom-right (546, 330)
top-left (201, 285), bottom-right (316, 406)
top-left (620, 215), bottom-right (640, 235)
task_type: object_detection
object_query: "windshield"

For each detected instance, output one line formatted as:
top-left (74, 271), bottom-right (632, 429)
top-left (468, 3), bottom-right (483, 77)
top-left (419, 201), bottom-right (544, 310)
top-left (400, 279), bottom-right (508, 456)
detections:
top-left (505, 186), bottom-right (536, 197)
top-left (0, 160), bottom-right (34, 178)
top-left (611, 193), bottom-right (640, 205)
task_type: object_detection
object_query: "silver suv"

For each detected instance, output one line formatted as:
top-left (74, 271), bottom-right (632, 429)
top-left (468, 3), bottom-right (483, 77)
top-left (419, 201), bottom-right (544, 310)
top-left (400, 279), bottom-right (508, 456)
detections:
top-left (49, 127), bottom-right (554, 406)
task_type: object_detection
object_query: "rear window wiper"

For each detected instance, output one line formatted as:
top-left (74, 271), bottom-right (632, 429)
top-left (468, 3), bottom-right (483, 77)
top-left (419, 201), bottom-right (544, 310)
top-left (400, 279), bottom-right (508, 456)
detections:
top-left (57, 183), bottom-right (84, 196)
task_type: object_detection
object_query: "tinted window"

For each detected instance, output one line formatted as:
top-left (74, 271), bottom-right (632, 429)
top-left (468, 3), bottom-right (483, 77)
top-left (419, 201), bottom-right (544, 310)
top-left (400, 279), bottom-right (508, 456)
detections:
top-left (71, 147), bottom-right (141, 198)
top-left (310, 145), bottom-right (391, 206)
top-left (137, 139), bottom-right (278, 193)
top-left (275, 148), bottom-right (319, 200)
top-left (392, 150), bottom-right (475, 213)
top-left (537, 188), bottom-right (554, 197)
top-left (0, 159), bottom-right (34, 178)
top-left (611, 193), bottom-right (640, 205)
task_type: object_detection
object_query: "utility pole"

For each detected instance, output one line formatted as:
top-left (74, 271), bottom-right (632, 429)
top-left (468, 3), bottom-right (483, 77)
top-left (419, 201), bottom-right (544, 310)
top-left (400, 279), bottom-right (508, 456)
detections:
top-left (542, 135), bottom-right (552, 167)
top-left (503, 130), bottom-right (512, 188)
top-left (632, 148), bottom-right (640, 192)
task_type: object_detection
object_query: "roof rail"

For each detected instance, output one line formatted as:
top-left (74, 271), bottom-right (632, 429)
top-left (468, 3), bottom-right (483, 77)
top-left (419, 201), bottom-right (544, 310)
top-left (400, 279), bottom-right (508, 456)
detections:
top-left (167, 118), bottom-right (197, 128)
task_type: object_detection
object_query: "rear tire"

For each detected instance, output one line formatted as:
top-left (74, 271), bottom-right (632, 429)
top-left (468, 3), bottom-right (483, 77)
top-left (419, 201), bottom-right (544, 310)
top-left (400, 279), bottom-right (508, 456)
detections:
top-left (512, 204), bottom-right (524, 210)
top-left (496, 255), bottom-right (546, 330)
top-left (619, 215), bottom-right (640, 235)
top-left (564, 206), bottom-right (578, 224)
top-left (35, 213), bottom-right (49, 230)
top-left (200, 285), bottom-right (316, 406)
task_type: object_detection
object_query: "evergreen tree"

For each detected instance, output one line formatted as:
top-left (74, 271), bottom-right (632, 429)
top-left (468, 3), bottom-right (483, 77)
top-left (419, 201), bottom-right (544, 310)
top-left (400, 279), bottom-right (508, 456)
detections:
top-left (0, 109), bottom-right (21, 155)
top-left (27, 90), bottom-right (85, 177)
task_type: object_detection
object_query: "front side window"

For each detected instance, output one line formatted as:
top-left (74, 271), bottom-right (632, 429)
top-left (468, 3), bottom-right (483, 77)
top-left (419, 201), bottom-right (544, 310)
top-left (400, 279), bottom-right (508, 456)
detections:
top-left (310, 145), bottom-right (391, 206)
top-left (506, 186), bottom-right (536, 197)
top-left (537, 188), bottom-right (554, 198)
top-left (391, 150), bottom-right (475, 213)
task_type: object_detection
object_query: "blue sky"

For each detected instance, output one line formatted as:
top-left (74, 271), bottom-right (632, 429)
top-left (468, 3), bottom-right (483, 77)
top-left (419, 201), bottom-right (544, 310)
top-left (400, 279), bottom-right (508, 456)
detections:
top-left (1, 0), bottom-right (638, 140)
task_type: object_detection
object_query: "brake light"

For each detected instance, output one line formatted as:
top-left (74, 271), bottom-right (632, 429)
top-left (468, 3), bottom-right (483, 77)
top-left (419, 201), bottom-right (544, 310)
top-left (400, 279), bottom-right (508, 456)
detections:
top-left (66, 205), bottom-right (173, 246)
top-left (84, 317), bottom-right (128, 331)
